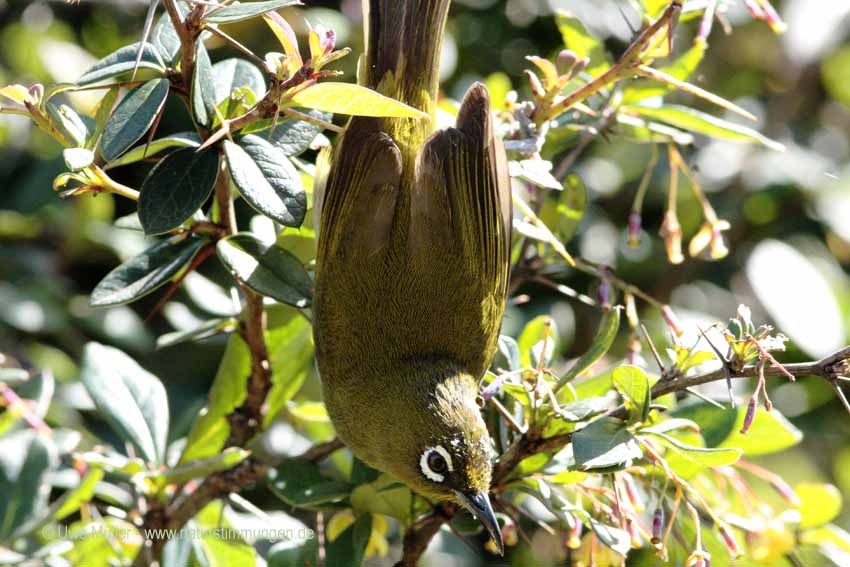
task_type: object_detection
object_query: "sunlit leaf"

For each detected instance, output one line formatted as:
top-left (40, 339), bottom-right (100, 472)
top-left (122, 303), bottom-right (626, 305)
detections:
top-left (573, 419), bottom-right (642, 472)
top-left (612, 365), bottom-right (650, 423)
top-left (289, 82), bottom-right (428, 119)
top-left (79, 342), bottom-right (169, 464)
top-left (622, 44), bottom-right (705, 104)
top-left (205, 0), bottom-right (300, 24)
top-left (797, 483), bottom-right (842, 529)
top-left (719, 407), bottom-right (802, 456)
top-left (77, 42), bottom-right (165, 86)
top-left (555, 12), bottom-right (611, 77)
top-left (105, 131), bottom-right (201, 169)
top-left (217, 233), bottom-right (312, 308)
top-left (624, 104), bottom-right (785, 151)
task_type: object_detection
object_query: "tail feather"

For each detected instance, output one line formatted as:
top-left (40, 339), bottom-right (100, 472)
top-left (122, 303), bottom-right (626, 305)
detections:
top-left (363, 0), bottom-right (451, 114)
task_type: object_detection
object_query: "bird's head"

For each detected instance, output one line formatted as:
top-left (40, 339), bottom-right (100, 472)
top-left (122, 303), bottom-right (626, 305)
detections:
top-left (357, 362), bottom-right (503, 554)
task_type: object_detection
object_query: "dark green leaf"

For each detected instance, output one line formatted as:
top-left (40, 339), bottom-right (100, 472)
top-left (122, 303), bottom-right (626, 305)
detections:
top-left (0, 431), bottom-right (57, 542)
top-left (573, 419), bottom-right (642, 472)
top-left (224, 136), bottom-right (306, 227)
top-left (138, 147), bottom-right (220, 234)
top-left (80, 342), bottom-right (169, 464)
top-left (269, 459), bottom-right (352, 507)
top-left (326, 513), bottom-right (371, 567)
top-left (90, 236), bottom-right (206, 307)
top-left (262, 109), bottom-right (331, 156)
top-left (216, 234), bottom-right (312, 307)
top-left (105, 131), bottom-right (201, 169)
top-left (151, 4), bottom-right (188, 64)
top-left (213, 58), bottom-right (267, 103)
top-left (192, 43), bottom-right (216, 127)
top-left (77, 42), bottom-right (165, 86)
top-left (100, 78), bottom-right (170, 162)
top-left (205, 0), bottom-right (301, 24)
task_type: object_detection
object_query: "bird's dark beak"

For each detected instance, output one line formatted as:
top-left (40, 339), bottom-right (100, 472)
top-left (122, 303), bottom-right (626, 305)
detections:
top-left (455, 490), bottom-right (504, 555)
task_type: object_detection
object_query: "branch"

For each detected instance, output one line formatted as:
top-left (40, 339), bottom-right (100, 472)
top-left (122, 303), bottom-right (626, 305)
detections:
top-left (396, 344), bottom-right (850, 564)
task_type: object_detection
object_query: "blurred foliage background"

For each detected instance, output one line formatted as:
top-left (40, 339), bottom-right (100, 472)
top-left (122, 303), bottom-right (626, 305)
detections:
top-left (1, 0), bottom-right (849, 564)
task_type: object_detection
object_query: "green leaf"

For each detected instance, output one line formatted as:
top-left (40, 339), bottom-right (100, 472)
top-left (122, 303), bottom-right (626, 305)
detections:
top-left (80, 343), bottom-right (169, 465)
top-left (262, 109), bottom-right (331, 156)
top-left (100, 78), bottom-right (170, 162)
top-left (624, 105), bottom-right (785, 151)
top-left (47, 103), bottom-right (91, 147)
top-left (50, 468), bottom-right (105, 523)
top-left (350, 474), bottom-right (416, 523)
top-left (325, 512), bottom-right (371, 567)
top-left (213, 58), bottom-right (267, 103)
top-left (217, 234), bottom-right (312, 307)
top-left (77, 42), bottom-right (165, 86)
top-left (509, 159), bottom-right (562, 190)
top-left (497, 335), bottom-right (521, 371)
top-left (151, 4), bottom-right (188, 64)
top-left (589, 517), bottom-right (631, 556)
top-left (138, 147), bottom-right (220, 234)
top-left (517, 315), bottom-right (557, 368)
top-left (151, 448), bottom-right (250, 487)
top-left (192, 43), bottom-right (217, 128)
top-left (612, 365), bottom-right (650, 423)
top-left (573, 419), bottom-right (642, 472)
top-left (0, 431), bottom-right (57, 541)
top-left (539, 173), bottom-right (586, 244)
top-left (555, 12), bottom-right (611, 77)
top-left (224, 136), bottom-right (306, 227)
top-left (105, 131), bottom-right (201, 169)
top-left (63, 147), bottom-right (94, 172)
top-left (61, 517), bottom-right (139, 565)
top-left (557, 307), bottom-right (621, 390)
top-left (269, 460), bottom-right (352, 507)
top-left (622, 44), bottom-right (706, 104)
top-left (263, 305), bottom-right (314, 427)
top-left (205, 0), bottom-right (301, 24)
top-left (192, 501), bottom-right (257, 567)
top-left (289, 82), bottom-right (429, 119)
top-left (671, 401), bottom-right (738, 447)
top-left (156, 317), bottom-right (236, 349)
top-left (718, 407), bottom-right (803, 456)
top-left (90, 236), bottom-right (206, 307)
top-left (797, 483), bottom-right (842, 529)
top-left (180, 334), bottom-right (249, 464)
top-left (646, 431), bottom-right (741, 477)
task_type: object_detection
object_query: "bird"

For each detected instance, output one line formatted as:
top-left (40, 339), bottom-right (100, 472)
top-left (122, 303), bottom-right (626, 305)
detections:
top-left (312, 0), bottom-right (511, 554)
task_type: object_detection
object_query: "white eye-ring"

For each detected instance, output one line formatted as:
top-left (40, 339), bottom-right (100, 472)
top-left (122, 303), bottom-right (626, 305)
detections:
top-left (420, 446), bottom-right (453, 483)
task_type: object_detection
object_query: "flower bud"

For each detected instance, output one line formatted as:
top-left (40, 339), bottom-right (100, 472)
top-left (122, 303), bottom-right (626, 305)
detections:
top-left (628, 212), bottom-right (642, 248)
top-left (661, 305), bottom-right (684, 338)
top-left (572, 57), bottom-right (590, 76)
top-left (740, 396), bottom-right (757, 435)
top-left (770, 477), bottom-right (801, 506)
top-left (315, 25), bottom-right (336, 56)
top-left (660, 211), bottom-right (684, 264)
top-left (719, 524), bottom-right (743, 557)
top-left (651, 507), bottom-right (664, 545)
top-left (556, 49), bottom-right (579, 75)
top-left (567, 519), bottom-right (583, 549)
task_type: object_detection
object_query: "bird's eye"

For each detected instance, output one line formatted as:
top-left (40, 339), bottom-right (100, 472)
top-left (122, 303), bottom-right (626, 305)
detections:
top-left (420, 446), bottom-right (453, 483)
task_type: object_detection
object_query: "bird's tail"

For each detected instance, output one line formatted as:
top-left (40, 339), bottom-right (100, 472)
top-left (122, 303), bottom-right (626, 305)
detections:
top-left (363, 0), bottom-right (451, 117)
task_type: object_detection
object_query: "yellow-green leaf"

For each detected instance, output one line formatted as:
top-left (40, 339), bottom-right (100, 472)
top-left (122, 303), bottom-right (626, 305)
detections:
top-left (555, 12), bottom-right (611, 77)
top-left (797, 482), bottom-right (842, 529)
top-left (289, 83), bottom-right (428, 119)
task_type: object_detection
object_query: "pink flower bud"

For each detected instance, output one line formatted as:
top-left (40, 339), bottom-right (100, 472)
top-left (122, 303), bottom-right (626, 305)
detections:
top-left (661, 305), bottom-right (684, 337)
top-left (651, 507), bottom-right (664, 545)
top-left (719, 524), bottom-right (743, 557)
top-left (556, 49), bottom-right (578, 75)
top-left (770, 478), bottom-right (801, 506)
top-left (628, 212), bottom-right (642, 248)
top-left (740, 396), bottom-right (757, 435)
top-left (314, 25), bottom-right (336, 55)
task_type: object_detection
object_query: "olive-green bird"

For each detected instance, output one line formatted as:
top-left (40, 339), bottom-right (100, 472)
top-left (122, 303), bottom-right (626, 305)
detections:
top-left (313, 0), bottom-right (511, 552)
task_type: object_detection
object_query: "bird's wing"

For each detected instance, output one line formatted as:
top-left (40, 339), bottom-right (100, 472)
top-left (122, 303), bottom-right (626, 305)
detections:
top-left (407, 83), bottom-right (512, 375)
top-left (316, 118), bottom-right (402, 265)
